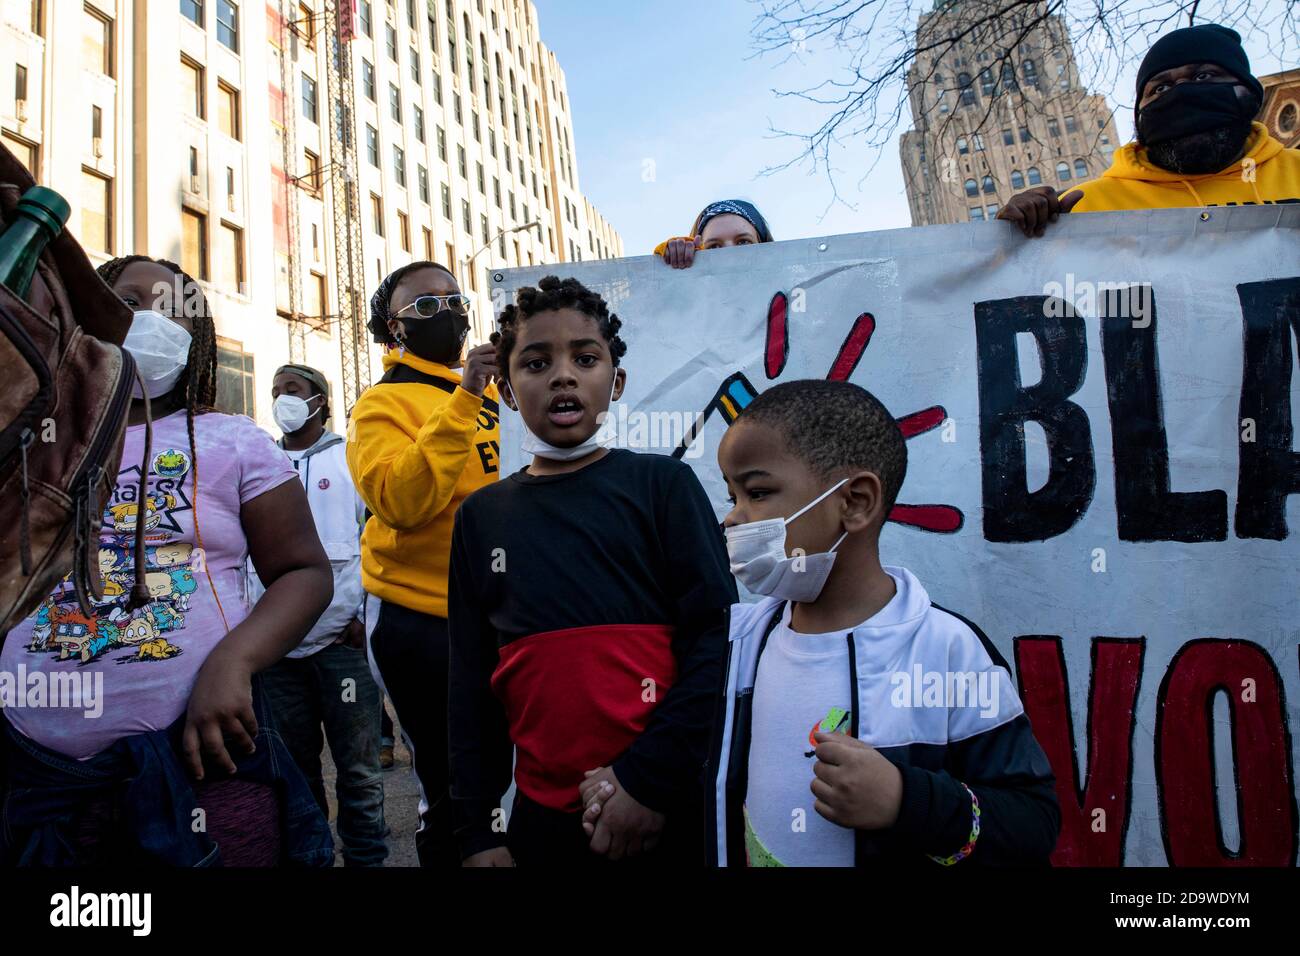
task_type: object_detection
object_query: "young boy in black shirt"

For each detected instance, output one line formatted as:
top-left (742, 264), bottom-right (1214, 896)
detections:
top-left (447, 276), bottom-right (737, 866)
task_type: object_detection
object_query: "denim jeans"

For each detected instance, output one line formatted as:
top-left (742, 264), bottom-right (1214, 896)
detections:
top-left (0, 678), bottom-right (333, 867)
top-left (262, 642), bottom-right (388, 867)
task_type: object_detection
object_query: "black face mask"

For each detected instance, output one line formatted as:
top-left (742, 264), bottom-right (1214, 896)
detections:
top-left (396, 309), bottom-right (469, 364)
top-left (1136, 81), bottom-right (1259, 146)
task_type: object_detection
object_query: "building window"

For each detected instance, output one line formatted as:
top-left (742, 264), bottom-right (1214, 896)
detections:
top-left (461, 198), bottom-right (471, 235)
top-left (225, 166), bottom-right (235, 208)
top-left (1019, 125), bottom-right (1030, 143)
top-left (216, 0), bottom-right (238, 51)
top-left (985, 203), bottom-right (999, 217)
top-left (14, 63), bottom-right (28, 106)
top-left (304, 271), bottom-right (325, 320)
top-left (217, 221), bottom-right (244, 293)
top-left (181, 0), bottom-right (203, 28)
top-left (359, 0), bottom-right (372, 37)
top-left (181, 206), bottom-right (208, 280)
top-left (410, 48), bottom-right (420, 83)
top-left (366, 124), bottom-right (378, 165)
top-left (1064, 114), bottom-right (1077, 133)
top-left (217, 81), bottom-right (240, 140)
top-left (472, 111), bottom-right (480, 142)
top-left (1074, 158), bottom-right (1088, 178)
top-left (1022, 59), bottom-right (1038, 87)
top-left (389, 83), bottom-right (401, 123)
top-left (187, 146), bottom-right (199, 187)
top-left (432, 71), bottom-right (441, 104)
top-left (80, 168), bottom-right (111, 252)
top-left (964, 178), bottom-right (977, 197)
top-left (362, 60), bottom-right (375, 100)
top-left (216, 339), bottom-right (255, 417)
top-left (386, 22), bottom-right (397, 60)
top-left (1279, 102), bottom-right (1298, 133)
top-left (476, 162), bottom-right (484, 193)
top-left (493, 177), bottom-right (500, 207)
top-left (301, 72), bottom-right (318, 122)
top-left (1056, 161), bottom-right (1071, 181)
top-left (1027, 166), bottom-right (1042, 185)
top-left (418, 164), bottom-right (429, 203)
top-left (441, 182), bottom-right (451, 220)
top-left (91, 104), bottom-right (102, 141)
top-left (436, 126), bottom-right (446, 161)
top-left (973, 134), bottom-right (984, 151)
top-left (956, 137), bottom-right (968, 155)
top-left (423, 226), bottom-right (433, 259)
top-left (370, 192), bottom-right (383, 234)
top-left (981, 175), bottom-right (995, 194)
top-left (958, 72), bottom-right (974, 106)
top-left (1047, 117), bottom-right (1059, 137)
top-left (969, 206), bottom-right (985, 221)
top-left (1010, 169), bottom-right (1025, 189)
top-left (1001, 128), bottom-right (1013, 146)
top-left (83, 5), bottom-right (113, 77)
top-left (480, 213), bottom-right (488, 245)
top-left (393, 145), bottom-right (406, 186)
top-left (397, 210), bottom-right (410, 252)
top-left (182, 56), bottom-right (205, 118)
top-left (489, 128), bottom-right (496, 157)
top-left (302, 148), bottom-right (321, 192)
top-left (457, 144), bottom-right (466, 178)
top-left (414, 104), bottom-right (425, 142)
top-left (454, 92), bottom-right (462, 124)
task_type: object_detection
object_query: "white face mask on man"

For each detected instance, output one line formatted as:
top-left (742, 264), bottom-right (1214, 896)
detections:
top-left (724, 478), bottom-right (850, 602)
top-left (272, 394), bottom-right (323, 434)
top-left (123, 309), bottom-right (191, 400)
top-left (502, 372), bottom-right (619, 462)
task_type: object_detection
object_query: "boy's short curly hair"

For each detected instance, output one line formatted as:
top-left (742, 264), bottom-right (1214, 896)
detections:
top-left (494, 276), bottom-right (627, 383)
top-left (738, 379), bottom-right (908, 517)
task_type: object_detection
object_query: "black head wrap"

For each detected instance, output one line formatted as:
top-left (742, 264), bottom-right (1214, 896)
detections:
top-left (367, 260), bottom-right (458, 344)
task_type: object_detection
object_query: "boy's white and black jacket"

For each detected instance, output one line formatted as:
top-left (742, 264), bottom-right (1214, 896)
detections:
top-left (705, 567), bottom-right (1060, 867)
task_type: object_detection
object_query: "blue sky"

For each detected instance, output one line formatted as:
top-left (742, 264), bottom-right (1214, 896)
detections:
top-left (533, 0), bottom-right (1292, 256)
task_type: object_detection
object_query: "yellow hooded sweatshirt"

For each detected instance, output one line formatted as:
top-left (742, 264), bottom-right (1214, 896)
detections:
top-left (347, 349), bottom-right (501, 618)
top-left (1071, 122), bottom-right (1300, 212)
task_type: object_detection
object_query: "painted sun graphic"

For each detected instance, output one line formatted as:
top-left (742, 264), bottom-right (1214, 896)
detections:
top-left (673, 290), bottom-right (964, 534)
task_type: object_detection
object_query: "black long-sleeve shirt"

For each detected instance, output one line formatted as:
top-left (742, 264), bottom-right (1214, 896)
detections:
top-left (447, 449), bottom-right (738, 859)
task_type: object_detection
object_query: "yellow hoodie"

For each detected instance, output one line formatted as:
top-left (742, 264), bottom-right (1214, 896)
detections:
top-left (347, 350), bottom-right (501, 618)
top-left (1071, 122), bottom-right (1300, 212)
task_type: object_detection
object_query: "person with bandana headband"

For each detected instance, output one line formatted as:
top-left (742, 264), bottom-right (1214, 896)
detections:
top-left (251, 363), bottom-right (387, 867)
top-left (654, 199), bottom-right (775, 269)
top-left (345, 260), bottom-right (501, 867)
top-left (0, 255), bottom-right (335, 867)
top-left (999, 24), bottom-right (1300, 236)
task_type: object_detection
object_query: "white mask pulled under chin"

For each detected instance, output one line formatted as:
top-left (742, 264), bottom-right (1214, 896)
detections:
top-left (502, 373), bottom-right (619, 462)
top-left (123, 309), bottom-right (192, 400)
top-left (724, 478), bottom-right (850, 602)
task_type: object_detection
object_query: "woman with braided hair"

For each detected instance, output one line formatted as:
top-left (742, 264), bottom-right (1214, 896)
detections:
top-left (0, 255), bottom-right (335, 867)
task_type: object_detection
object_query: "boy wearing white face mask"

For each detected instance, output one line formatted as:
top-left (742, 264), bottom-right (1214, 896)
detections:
top-left (447, 276), bottom-right (737, 867)
top-left (696, 379), bottom-right (1059, 867)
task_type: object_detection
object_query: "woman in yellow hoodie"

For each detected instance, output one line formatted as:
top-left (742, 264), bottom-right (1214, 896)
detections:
top-left (346, 260), bottom-right (500, 866)
top-left (999, 24), bottom-right (1299, 236)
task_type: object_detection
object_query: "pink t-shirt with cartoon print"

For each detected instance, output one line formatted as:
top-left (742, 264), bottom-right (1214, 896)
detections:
top-left (1, 409), bottom-right (297, 759)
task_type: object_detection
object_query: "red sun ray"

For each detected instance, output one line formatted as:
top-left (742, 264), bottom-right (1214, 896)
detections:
top-left (826, 313), bottom-right (875, 382)
top-left (897, 405), bottom-right (946, 439)
top-left (887, 504), bottom-right (965, 533)
top-left (764, 291), bottom-right (789, 380)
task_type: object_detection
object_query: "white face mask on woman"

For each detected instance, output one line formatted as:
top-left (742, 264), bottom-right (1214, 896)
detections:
top-left (123, 309), bottom-right (191, 400)
top-left (502, 372), bottom-right (619, 462)
top-left (724, 478), bottom-right (849, 602)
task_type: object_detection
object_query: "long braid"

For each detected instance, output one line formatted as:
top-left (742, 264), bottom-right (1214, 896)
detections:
top-left (98, 255), bottom-right (229, 630)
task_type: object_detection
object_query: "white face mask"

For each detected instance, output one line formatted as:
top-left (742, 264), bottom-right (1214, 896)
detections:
top-left (503, 372), bottom-right (619, 462)
top-left (123, 310), bottom-right (192, 400)
top-left (724, 478), bottom-right (849, 602)
top-left (273, 394), bottom-right (323, 434)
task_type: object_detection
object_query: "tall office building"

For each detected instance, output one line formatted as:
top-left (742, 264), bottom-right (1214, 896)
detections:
top-left (1, 0), bottom-right (623, 425)
top-left (899, 1), bottom-right (1118, 226)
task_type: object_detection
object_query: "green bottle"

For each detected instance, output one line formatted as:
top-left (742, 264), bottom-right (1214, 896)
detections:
top-left (0, 186), bottom-right (71, 300)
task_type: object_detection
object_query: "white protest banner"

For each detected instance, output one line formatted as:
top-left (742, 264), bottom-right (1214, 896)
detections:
top-left (490, 204), bottom-right (1299, 867)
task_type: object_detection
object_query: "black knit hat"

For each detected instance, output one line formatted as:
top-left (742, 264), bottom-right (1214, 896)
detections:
top-left (1136, 24), bottom-right (1264, 105)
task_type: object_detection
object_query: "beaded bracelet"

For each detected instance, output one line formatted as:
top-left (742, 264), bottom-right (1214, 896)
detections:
top-left (927, 782), bottom-right (981, 866)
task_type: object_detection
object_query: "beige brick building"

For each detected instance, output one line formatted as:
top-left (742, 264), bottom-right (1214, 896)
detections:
top-left (899, 1), bottom-right (1119, 226)
top-left (1, 0), bottom-right (622, 424)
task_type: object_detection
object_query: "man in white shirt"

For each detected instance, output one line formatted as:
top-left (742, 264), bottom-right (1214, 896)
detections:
top-left (260, 364), bottom-right (387, 867)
